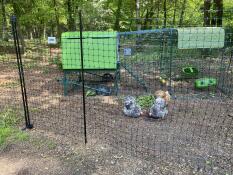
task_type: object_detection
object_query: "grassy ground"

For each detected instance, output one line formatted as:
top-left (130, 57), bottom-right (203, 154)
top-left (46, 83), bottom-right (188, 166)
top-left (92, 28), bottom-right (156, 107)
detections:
top-left (0, 108), bottom-right (29, 147)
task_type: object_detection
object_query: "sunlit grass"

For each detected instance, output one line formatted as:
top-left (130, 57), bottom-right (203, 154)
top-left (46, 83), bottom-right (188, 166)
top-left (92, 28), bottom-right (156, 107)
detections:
top-left (0, 108), bottom-right (29, 147)
top-left (0, 81), bottom-right (19, 89)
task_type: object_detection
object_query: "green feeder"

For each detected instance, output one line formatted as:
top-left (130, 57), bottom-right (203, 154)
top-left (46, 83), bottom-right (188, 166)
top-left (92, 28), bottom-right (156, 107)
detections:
top-left (182, 66), bottom-right (199, 79)
top-left (195, 78), bottom-right (217, 89)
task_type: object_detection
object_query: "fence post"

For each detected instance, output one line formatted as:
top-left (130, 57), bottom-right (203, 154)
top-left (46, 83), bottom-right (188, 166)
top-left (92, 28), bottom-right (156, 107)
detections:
top-left (11, 16), bottom-right (33, 130)
top-left (79, 11), bottom-right (87, 144)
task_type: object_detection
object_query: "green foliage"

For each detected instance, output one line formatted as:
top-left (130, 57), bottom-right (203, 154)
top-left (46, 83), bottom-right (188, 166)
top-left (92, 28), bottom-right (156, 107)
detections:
top-left (136, 95), bottom-right (155, 109)
top-left (0, 109), bottom-right (20, 128)
top-left (0, 127), bottom-right (12, 145)
top-left (1, 0), bottom-right (232, 42)
top-left (0, 108), bottom-right (28, 146)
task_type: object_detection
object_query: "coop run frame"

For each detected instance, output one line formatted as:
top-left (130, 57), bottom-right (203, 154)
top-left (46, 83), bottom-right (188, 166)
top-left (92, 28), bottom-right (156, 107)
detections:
top-left (60, 27), bottom-right (232, 97)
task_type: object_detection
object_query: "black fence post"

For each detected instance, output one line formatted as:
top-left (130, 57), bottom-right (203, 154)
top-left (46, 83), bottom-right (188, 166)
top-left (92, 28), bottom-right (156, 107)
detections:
top-left (79, 11), bottom-right (87, 144)
top-left (11, 16), bottom-right (33, 130)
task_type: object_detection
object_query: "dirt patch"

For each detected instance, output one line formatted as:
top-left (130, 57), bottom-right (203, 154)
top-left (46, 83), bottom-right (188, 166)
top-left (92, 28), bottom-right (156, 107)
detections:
top-left (0, 131), bottom-right (197, 175)
top-left (0, 157), bottom-right (25, 175)
top-left (0, 156), bottom-right (69, 175)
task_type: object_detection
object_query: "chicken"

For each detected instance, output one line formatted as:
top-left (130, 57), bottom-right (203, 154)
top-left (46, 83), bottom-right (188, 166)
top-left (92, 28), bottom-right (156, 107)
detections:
top-left (149, 90), bottom-right (170, 119)
top-left (123, 96), bottom-right (142, 118)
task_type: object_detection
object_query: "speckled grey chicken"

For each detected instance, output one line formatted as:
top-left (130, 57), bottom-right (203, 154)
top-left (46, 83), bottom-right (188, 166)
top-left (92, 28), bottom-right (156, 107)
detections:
top-left (149, 90), bottom-right (170, 119)
top-left (123, 96), bottom-right (142, 118)
top-left (149, 97), bottom-right (168, 118)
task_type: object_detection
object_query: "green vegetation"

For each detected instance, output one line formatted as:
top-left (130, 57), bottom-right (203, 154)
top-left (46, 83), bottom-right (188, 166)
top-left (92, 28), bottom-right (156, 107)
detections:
top-left (0, 108), bottom-right (29, 146)
top-left (0, 81), bottom-right (19, 88)
top-left (0, 0), bottom-right (232, 43)
top-left (136, 95), bottom-right (155, 109)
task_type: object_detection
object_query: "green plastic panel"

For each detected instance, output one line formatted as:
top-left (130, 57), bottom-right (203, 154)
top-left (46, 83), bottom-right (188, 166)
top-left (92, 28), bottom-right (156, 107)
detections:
top-left (195, 78), bottom-right (217, 89)
top-left (61, 31), bottom-right (117, 70)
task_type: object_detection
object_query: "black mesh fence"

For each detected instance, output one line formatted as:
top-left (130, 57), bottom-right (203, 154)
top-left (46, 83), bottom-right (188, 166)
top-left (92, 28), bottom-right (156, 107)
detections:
top-left (82, 10), bottom-right (233, 174)
top-left (0, 18), bottom-right (25, 125)
top-left (1, 7), bottom-right (233, 174)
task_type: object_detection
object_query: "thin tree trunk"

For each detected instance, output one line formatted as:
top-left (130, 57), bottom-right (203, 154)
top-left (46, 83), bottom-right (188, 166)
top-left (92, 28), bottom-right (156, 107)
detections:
top-left (214, 0), bottom-right (223, 26)
top-left (1, 0), bottom-right (8, 41)
top-left (211, 1), bottom-right (217, 26)
top-left (172, 0), bottom-right (177, 26)
top-left (204, 0), bottom-right (211, 27)
top-left (143, 9), bottom-right (149, 30)
top-left (156, 1), bottom-right (160, 28)
top-left (143, 0), bottom-right (154, 30)
top-left (30, 32), bottom-right (33, 40)
top-left (43, 24), bottom-right (46, 40)
top-left (179, 0), bottom-right (187, 27)
top-left (53, 0), bottom-right (61, 39)
top-left (163, 0), bottom-right (167, 28)
top-left (136, 0), bottom-right (141, 31)
top-left (114, 0), bottom-right (123, 31)
top-left (67, 0), bottom-right (75, 31)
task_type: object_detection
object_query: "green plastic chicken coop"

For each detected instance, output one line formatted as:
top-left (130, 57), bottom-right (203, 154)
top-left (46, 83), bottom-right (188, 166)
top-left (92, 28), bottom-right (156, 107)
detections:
top-left (61, 31), bottom-right (119, 95)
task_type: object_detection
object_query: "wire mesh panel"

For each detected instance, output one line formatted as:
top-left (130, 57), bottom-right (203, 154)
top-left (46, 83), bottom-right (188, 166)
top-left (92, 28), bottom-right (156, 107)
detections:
top-left (24, 39), bottom-right (85, 141)
top-left (82, 11), bottom-right (233, 174)
top-left (118, 29), bottom-right (176, 94)
top-left (0, 20), bottom-right (25, 125)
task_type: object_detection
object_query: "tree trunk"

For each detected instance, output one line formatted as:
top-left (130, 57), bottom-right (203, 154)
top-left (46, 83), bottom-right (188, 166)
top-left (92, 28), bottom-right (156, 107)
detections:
top-left (214, 0), bottom-right (223, 27)
top-left (172, 0), bottom-right (177, 26)
top-left (179, 0), bottom-right (187, 27)
top-left (43, 24), bottom-right (46, 40)
top-left (53, 0), bottom-right (61, 40)
top-left (114, 0), bottom-right (123, 31)
top-left (1, 0), bottom-right (8, 41)
top-left (67, 0), bottom-right (75, 31)
top-left (204, 0), bottom-right (211, 27)
top-left (143, 0), bottom-right (154, 30)
top-left (136, 0), bottom-right (141, 31)
top-left (163, 0), bottom-right (167, 28)
top-left (156, 1), bottom-right (160, 28)
top-left (30, 32), bottom-right (33, 40)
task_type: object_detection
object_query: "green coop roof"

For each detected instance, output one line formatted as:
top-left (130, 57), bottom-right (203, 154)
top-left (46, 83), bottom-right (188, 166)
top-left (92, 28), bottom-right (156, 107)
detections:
top-left (61, 31), bottom-right (117, 39)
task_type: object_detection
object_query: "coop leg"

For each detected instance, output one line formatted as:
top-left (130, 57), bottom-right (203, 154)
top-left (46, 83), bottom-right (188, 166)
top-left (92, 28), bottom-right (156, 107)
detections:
top-left (63, 72), bottom-right (68, 96)
top-left (114, 61), bottom-right (121, 95)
